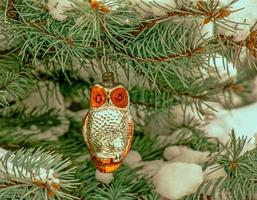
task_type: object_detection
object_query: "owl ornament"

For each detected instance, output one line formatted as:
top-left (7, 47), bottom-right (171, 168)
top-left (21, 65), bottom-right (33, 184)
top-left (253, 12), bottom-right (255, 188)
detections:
top-left (82, 72), bottom-right (134, 173)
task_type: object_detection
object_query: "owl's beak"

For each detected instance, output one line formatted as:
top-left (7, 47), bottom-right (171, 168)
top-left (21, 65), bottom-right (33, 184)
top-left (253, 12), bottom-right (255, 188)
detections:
top-left (107, 97), bottom-right (111, 105)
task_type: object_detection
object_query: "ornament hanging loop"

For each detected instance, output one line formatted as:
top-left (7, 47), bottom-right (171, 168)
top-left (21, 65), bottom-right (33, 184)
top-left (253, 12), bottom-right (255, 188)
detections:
top-left (100, 44), bottom-right (114, 86)
top-left (100, 45), bottom-right (110, 72)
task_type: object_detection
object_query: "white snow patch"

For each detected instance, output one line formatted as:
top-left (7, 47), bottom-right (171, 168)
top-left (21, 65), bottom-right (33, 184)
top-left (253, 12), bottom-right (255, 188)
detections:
top-left (128, 0), bottom-right (176, 18)
top-left (217, 0), bottom-right (257, 41)
top-left (203, 102), bottom-right (257, 144)
top-left (204, 164), bottom-right (227, 181)
top-left (0, 148), bottom-right (59, 184)
top-left (124, 150), bottom-right (142, 167)
top-left (164, 146), bottom-right (210, 165)
top-left (141, 159), bottom-right (164, 177)
top-left (153, 162), bottom-right (203, 199)
top-left (47, 0), bottom-right (73, 21)
top-left (95, 169), bottom-right (114, 184)
top-left (208, 55), bottom-right (237, 80)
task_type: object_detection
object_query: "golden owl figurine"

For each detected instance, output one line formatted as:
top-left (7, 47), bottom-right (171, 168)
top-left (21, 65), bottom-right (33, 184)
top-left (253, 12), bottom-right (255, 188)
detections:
top-left (82, 72), bottom-right (134, 173)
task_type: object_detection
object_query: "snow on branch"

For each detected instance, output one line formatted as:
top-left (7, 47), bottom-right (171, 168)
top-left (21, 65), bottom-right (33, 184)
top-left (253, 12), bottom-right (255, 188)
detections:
top-left (133, 1), bottom-right (235, 35)
top-left (0, 148), bottom-right (79, 199)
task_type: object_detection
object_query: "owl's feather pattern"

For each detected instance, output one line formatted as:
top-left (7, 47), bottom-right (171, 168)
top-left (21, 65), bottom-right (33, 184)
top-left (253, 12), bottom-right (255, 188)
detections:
top-left (84, 106), bottom-right (131, 162)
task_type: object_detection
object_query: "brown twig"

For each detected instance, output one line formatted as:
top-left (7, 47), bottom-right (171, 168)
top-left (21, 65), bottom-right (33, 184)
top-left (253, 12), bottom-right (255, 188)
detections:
top-left (89, 0), bottom-right (110, 13)
top-left (27, 20), bottom-right (74, 47)
top-left (200, 193), bottom-right (212, 200)
top-left (133, 10), bottom-right (193, 36)
top-left (7, 0), bottom-right (18, 19)
top-left (0, 180), bottom-right (24, 189)
top-left (134, 2), bottom-right (232, 36)
top-left (0, 180), bottom-right (60, 198)
top-left (246, 30), bottom-right (257, 57)
top-left (229, 161), bottom-right (238, 171)
top-left (33, 179), bottom-right (60, 198)
top-left (219, 30), bottom-right (257, 58)
top-left (127, 46), bottom-right (205, 63)
top-left (196, 1), bottom-right (231, 24)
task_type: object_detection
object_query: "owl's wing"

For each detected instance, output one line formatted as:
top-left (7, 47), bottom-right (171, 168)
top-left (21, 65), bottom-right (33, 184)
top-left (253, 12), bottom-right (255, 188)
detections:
top-left (82, 112), bottom-right (90, 147)
top-left (82, 111), bottom-right (102, 154)
top-left (124, 115), bottom-right (134, 157)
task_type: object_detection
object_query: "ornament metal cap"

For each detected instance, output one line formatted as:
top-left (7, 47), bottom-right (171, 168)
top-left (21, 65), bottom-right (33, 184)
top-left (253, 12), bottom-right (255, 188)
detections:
top-left (102, 72), bottom-right (114, 81)
top-left (102, 72), bottom-right (115, 87)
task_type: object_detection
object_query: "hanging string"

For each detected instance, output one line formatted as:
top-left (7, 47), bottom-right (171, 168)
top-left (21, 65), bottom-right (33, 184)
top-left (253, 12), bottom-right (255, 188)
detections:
top-left (101, 44), bottom-right (111, 72)
top-left (101, 55), bottom-right (110, 72)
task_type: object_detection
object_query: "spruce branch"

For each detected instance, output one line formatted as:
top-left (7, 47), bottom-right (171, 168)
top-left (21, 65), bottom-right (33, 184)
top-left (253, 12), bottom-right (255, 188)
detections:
top-left (6, 0), bottom-right (18, 19)
top-left (0, 108), bottom-right (69, 144)
top-left (41, 117), bottom-right (88, 162)
top-left (0, 70), bottom-right (32, 107)
top-left (34, 67), bottom-right (91, 111)
top-left (133, 0), bottom-right (237, 36)
top-left (219, 30), bottom-right (257, 58)
top-left (125, 46), bottom-right (205, 63)
top-left (130, 86), bottom-right (177, 109)
top-left (218, 130), bottom-right (256, 179)
top-left (2, 1), bottom-right (94, 67)
top-left (0, 147), bottom-right (79, 199)
top-left (184, 130), bottom-right (257, 200)
top-left (2, 0), bottom-right (248, 94)
top-left (168, 114), bottom-right (220, 153)
top-left (75, 161), bottom-right (156, 199)
top-left (132, 134), bottom-right (169, 161)
top-left (89, 0), bottom-right (110, 13)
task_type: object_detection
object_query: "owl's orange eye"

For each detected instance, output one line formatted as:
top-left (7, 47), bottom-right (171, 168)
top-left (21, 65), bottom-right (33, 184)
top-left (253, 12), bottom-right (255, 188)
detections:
top-left (110, 87), bottom-right (128, 108)
top-left (90, 85), bottom-right (106, 108)
top-left (95, 94), bottom-right (104, 103)
top-left (114, 93), bottom-right (124, 101)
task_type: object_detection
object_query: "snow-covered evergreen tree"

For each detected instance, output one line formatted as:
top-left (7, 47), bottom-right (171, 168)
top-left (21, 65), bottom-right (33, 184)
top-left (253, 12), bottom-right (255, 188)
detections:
top-left (1, 0), bottom-right (257, 199)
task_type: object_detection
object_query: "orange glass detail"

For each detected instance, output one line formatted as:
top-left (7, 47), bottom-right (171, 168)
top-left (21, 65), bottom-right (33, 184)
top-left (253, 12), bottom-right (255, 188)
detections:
top-left (90, 85), bottom-right (107, 108)
top-left (110, 87), bottom-right (128, 108)
top-left (92, 156), bottom-right (122, 173)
